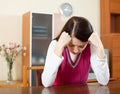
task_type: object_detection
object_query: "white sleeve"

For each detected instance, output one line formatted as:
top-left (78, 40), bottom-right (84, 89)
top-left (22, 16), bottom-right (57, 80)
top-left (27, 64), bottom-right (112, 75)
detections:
top-left (90, 44), bottom-right (110, 85)
top-left (41, 40), bottom-right (64, 87)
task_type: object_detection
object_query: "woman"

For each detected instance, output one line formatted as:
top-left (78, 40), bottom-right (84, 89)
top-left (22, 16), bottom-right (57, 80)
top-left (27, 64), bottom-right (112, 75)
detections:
top-left (41, 16), bottom-right (110, 87)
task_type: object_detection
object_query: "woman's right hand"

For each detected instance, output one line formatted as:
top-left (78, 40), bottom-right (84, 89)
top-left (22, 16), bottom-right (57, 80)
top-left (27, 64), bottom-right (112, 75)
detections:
top-left (54, 32), bottom-right (71, 57)
top-left (58, 32), bottom-right (71, 48)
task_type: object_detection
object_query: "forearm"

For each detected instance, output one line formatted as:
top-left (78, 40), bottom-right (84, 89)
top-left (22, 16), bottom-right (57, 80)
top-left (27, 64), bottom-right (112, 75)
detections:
top-left (54, 43), bottom-right (64, 58)
top-left (89, 32), bottom-right (106, 59)
top-left (54, 32), bottom-right (71, 58)
top-left (42, 53), bottom-right (63, 87)
top-left (90, 48), bottom-right (110, 85)
top-left (96, 44), bottom-right (106, 59)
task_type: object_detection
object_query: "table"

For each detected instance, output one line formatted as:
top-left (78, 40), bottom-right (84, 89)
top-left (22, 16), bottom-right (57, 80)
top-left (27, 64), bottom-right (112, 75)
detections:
top-left (0, 80), bottom-right (120, 94)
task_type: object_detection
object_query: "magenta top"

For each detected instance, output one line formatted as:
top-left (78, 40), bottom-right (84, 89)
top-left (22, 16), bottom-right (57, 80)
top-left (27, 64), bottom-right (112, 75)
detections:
top-left (53, 44), bottom-right (91, 86)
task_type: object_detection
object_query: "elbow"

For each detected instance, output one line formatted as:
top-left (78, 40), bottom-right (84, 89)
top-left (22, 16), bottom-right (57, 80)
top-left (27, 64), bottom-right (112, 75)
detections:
top-left (42, 82), bottom-right (51, 88)
top-left (41, 73), bottom-right (52, 87)
top-left (99, 80), bottom-right (109, 86)
top-left (98, 74), bottom-right (110, 86)
top-left (42, 80), bottom-right (51, 87)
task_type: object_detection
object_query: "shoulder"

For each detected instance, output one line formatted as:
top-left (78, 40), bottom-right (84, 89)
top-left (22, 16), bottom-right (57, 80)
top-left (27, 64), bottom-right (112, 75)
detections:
top-left (49, 40), bottom-right (57, 46)
top-left (48, 40), bottom-right (57, 50)
top-left (51, 39), bottom-right (57, 44)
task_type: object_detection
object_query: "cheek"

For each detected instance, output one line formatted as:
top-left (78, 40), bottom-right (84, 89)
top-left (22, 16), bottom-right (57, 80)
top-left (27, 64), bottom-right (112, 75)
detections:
top-left (67, 46), bottom-right (73, 52)
top-left (67, 46), bottom-right (74, 53)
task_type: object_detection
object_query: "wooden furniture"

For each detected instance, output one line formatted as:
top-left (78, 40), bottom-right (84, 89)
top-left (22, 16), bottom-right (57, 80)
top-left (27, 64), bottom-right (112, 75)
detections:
top-left (0, 81), bottom-right (23, 88)
top-left (22, 66), bottom-right (44, 87)
top-left (22, 11), bottom-right (61, 87)
top-left (100, 0), bottom-right (120, 79)
top-left (0, 66), bottom-right (44, 88)
top-left (0, 80), bottom-right (120, 94)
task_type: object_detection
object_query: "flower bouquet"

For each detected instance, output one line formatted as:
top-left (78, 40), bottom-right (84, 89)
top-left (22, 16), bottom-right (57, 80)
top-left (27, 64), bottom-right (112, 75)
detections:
top-left (0, 42), bottom-right (26, 83)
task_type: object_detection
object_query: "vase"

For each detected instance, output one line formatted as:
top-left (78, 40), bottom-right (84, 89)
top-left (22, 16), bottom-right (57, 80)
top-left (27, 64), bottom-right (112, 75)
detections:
top-left (7, 60), bottom-right (13, 83)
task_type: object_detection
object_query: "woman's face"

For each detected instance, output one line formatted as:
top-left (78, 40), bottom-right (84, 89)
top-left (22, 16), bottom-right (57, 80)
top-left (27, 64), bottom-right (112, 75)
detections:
top-left (67, 36), bottom-right (88, 55)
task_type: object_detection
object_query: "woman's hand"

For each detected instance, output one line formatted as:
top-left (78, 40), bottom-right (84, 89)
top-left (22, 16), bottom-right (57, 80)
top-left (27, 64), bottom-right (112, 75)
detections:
top-left (88, 32), bottom-right (102, 48)
top-left (88, 32), bottom-right (106, 59)
top-left (58, 32), bottom-right (71, 48)
top-left (54, 32), bottom-right (71, 57)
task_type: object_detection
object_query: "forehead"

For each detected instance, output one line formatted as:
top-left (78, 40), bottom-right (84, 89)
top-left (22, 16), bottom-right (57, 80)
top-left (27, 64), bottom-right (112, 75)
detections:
top-left (71, 37), bottom-right (87, 45)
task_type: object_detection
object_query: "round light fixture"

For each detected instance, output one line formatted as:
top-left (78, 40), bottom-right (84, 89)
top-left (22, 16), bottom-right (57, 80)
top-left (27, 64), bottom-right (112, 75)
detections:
top-left (59, 3), bottom-right (73, 17)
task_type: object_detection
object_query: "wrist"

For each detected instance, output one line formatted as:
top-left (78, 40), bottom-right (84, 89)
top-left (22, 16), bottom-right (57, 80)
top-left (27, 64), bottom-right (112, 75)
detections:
top-left (54, 43), bottom-right (64, 58)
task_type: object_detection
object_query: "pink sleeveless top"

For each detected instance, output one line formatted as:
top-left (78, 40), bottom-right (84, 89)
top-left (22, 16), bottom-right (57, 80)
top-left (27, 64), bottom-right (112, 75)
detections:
top-left (53, 44), bottom-right (91, 86)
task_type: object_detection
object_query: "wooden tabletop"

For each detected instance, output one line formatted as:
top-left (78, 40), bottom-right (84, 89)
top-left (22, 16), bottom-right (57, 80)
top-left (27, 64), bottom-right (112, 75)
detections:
top-left (0, 80), bottom-right (120, 94)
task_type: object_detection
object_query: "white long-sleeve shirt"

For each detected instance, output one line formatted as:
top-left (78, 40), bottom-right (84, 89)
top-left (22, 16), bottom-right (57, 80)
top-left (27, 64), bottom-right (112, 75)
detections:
top-left (41, 40), bottom-right (110, 87)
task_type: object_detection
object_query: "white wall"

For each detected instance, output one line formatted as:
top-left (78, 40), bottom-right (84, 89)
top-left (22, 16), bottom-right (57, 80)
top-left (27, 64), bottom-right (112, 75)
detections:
top-left (0, 0), bottom-right (100, 81)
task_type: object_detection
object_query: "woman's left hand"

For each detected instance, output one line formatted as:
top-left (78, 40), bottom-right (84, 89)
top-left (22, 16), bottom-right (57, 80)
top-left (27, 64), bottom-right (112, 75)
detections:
top-left (88, 32), bottom-right (106, 59)
top-left (88, 32), bottom-right (102, 48)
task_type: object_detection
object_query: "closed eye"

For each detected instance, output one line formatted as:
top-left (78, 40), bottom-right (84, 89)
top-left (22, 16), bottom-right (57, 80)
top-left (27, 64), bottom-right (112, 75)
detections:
top-left (78, 45), bottom-right (85, 48)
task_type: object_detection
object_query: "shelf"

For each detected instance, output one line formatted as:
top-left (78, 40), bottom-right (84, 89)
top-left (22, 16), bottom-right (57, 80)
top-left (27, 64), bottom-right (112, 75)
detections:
top-left (32, 37), bottom-right (51, 40)
top-left (87, 77), bottom-right (117, 83)
top-left (0, 80), bottom-right (23, 88)
top-left (111, 14), bottom-right (120, 33)
top-left (101, 0), bottom-right (120, 79)
top-left (110, 0), bottom-right (120, 14)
